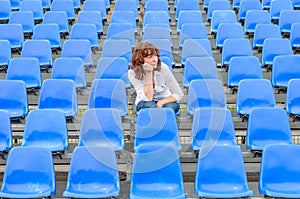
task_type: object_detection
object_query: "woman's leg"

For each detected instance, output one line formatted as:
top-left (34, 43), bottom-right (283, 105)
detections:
top-left (136, 100), bottom-right (157, 112)
top-left (163, 102), bottom-right (180, 114)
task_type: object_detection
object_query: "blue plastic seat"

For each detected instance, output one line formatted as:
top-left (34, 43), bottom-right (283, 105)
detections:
top-left (195, 145), bottom-right (254, 198)
top-left (145, 0), bottom-right (170, 20)
top-left (0, 40), bottom-right (11, 71)
top-left (179, 23), bottom-right (208, 48)
top-left (246, 107), bottom-right (293, 151)
top-left (107, 23), bottom-right (135, 47)
top-left (210, 10), bottom-right (237, 34)
top-left (101, 39), bottom-right (132, 66)
top-left (175, 0), bottom-right (200, 20)
top-left (63, 146), bottom-right (120, 198)
top-left (292, 0), bottom-right (300, 8)
top-left (61, 39), bottom-right (93, 68)
top-left (77, 11), bottom-right (104, 35)
top-left (41, 0), bottom-right (51, 10)
top-left (51, 57), bottom-right (86, 89)
top-left (21, 39), bottom-right (52, 70)
top-left (0, 110), bottom-right (12, 154)
top-left (50, 0), bottom-right (75, 22)
top-left (43, 11), bottom-right (70, 37)
top-left (182, 57), bottom-right (218, 88)
top-left (236, 79), bottom-right (276, 117)
top-left (181, 39), bottom-right (214, 66)
top-left (187, 79), bottom-right (226, 115)
top-left (143, 11), bottom-right (170, 31)
top-left (70, 23), bottom-right (99, 50)
top-left (78, 108), bottom-right (124, 150)
top-left (95, 56), bottom-right (131, 88)
top-left (9, 11), bottom-right (34, 36)
top-left (207, 0), bottom-right (231, 22)
top-left (0, 80), bottom-right (28, 119)
top-left (244, 10), bottom-right (271, 35)
top-left (88, 79), bottom-right (128, 117)
top-left (32, 23), bottom-right (62, 51)
top-left (38, 79), bottom-right (78, 118)
top-left (290, 23), bottom-right (300, 50)
top-left (259, 144), bottom-right (300, 198)
top-left (7, 58), bottom-right (42, 90)
top-left (134, 108), bottom-right (181, 150)
top-left (142, 26), bottom-right (172, 47)
top-left (114, 0), bottom-right (138, 21)
top-left (22, 109), bottom-right (68, 152)
top-left (0, 146), bottom-right (56, 198)
top-left (237, 0), bottom-right (262, 23)
top-left (261, 38), bottom-right (293, 69)
top-left (19, 0), bottom-right (43, 22)
top-left (279, 10), bottom-right (300, 34)
top-left (191, 108), bottom-right (237, 150)
top-left (176, 10), bottom-right (203, 32)
top-left (252, 24), bottom-right (281, 50)
top-left (110, 11), bottom-right (137, 32)
top-left (0, 0), bottom-right (11, 22)
top-left (221, 38), bottom-right (253, 67)
top-left (286, 79), bottom-right (300, 118)
top-left (130, 144), bottom-right (185, 199)
top-left (272, 55), bottom-right (300, 89)
top-left (82, 0), bottom-right (107, 21)
top-left (262, 0), bottom-right (271, 9)
top-left (215, 23), bottom-right (244, 50)
top-left (0, 24), bottom-right (24, 52)
top-left (227, 56), bottom-right (263, 89)
top-left (270, 0), bottom-right (293, 22)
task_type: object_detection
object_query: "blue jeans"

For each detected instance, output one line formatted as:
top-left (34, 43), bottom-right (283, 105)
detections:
top-left (136, 100), bottom-right (180, 114)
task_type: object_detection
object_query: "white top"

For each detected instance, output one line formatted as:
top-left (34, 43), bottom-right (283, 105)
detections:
top-left (128, 63), bottom-right (184, 105)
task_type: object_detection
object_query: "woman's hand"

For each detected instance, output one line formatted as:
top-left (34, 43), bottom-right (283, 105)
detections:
top-left (142, 63), bottom-right (153, 73)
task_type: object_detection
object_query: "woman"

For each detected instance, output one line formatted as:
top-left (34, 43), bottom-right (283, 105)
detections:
top-left (128, 41), bottom-right (184, 113)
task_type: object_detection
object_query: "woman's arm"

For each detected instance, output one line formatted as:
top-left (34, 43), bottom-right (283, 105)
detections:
top-left (143, 63), bottom-right (154, 100)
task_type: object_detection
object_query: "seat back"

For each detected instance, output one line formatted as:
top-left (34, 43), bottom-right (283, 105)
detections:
top-left (0, 0), bottom-right (11, 21)
top-left (252, 24), bottom-right (281, 49)
top-left (176, 10), bottom-right (203, 32)
top-left (0, 110), bottom-right (12, 151)
top-left (237, 0), bottom-right (262, 22)
top-left (51, 0), bottom-right (75, 21)
top-left (101, 39), bottom-right (132, 65)
top-left (279, 10), bottom-right (300, 33)
top-left (82, 0), bottom-right (107, 20)
top-left (107, 23), bottom-right (135, 47)
top-left (9, 11), bottom-right (34, 34)
top-left (244, 10), bottom-right (271, 34)
top-left (43, 11), bottom-right (69, 35)
top-left (32, 23), bottom-right (61, 49)
top-left (290, 23), bottom-right (300, 48)
top-left (215, 23), bottom-right (244, 49)
top-left (77, 11), bottom-right (104, 34)
top-left (114, 0), bottom-right (138, 20)
top-left (143, 11), bottom-right (170, 28)
top-left (179, 23), bottom-right (207, 47)
top-left (207, 0), bottom-right (231, 22)
top-left (0, 40), bottom-right (11, 68)
top-left (270, 0), bottom-right (293, 21)
top-left (175, 0), bottom-right (200, 20)
top-left (210, 10), bottom-right (237, 34)
top-left (142, 26), bottom-right (172, 47)
top-left (70, 23), bottom-right (99, 48)
top-left (110, 11), bottom-right (136, 32)
top-left (0, 24), bottom-right (24, 49)
top-left (286, 79), bottom-right (300, 115)
top-left (19, 0), bottom-right (43, 21)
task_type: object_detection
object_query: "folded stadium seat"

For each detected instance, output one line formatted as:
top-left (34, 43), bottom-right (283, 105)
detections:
top-left (0, 0), bottom-right (11, 22)
top-left (236, 79), bottom-right (276, 120)
top-left (63, 146), bottom-right (120, 198)
top-left (215, 23), bottom-right (244, 50)
top-left (181, 39), bottom-right (214, 67)
top-left (19, 0), bottom-right (43, 22)
top-left (130, 144), bottom-right (186, 199)
top-left (144, 0), bottom-right (170, 21)
top-left (176, 10), bottom-right (203, 33)
top-left (221, 38), bottom-right (253, 68)
top-left (88, 79), bottom-right (128, 117)
top-left (182, 56), bottom-right (218, 88)
top-left (261, 38), bottom-right (293, 71)
top-left (114, 0), bottom-right (138, 21)
top-left (272, 55), bottom-right (300, 91)
top-left (175, 0), bottom-right (200, 20)
top-left (279, 10), bottom-right (300, 35)
top-left (0, 146), bottom-right (56, 198)
top-left (0, 110), bottom-right (12, 159)
top-left (43, 11), bottom-right (70, 38)
top-left (0, 24), bottom-right (24, 53)
top-left (82, 0), bottom-right (107, 21)
top-left (142, 26), bottom-right (172, 47)
top-left (0, 40), bottom-right (11, 72)
top-left (227, 56), bottom-right (263, 93)
top-left (269, 0), bottom-right (293, 22)
top-left (78, 108), bottom-right (124, 150)
top-left (107, 23), bottom-right (135, 47)
top-left (259, 144), bottom-right (300, 198)
top-left (22, 109), bottom-right (68, 156)
top-left (20, 39), bottom-right (52, 71)
top-left (286, 79), bottom-right (300, 121)
top-left (0, 80), bottom-right (28, 120)
top-left (178, 23), bottom-right (208, 48)
top-left (252, 24), bottom-right (281, 51)
top-left (187, 79), bottom-right (226, 115)
top-left (246, 107), bottom-right (293, 155)
top-left (206, 0), bottom-right (231, 22)
top-left (50, 0), bottom-right (75, 24)
top-left (191, 108), bottom-right (237, 150)
top-left (210, 10), bottom-right (237, 35)
top-left (7, 58), bottom-right (42, 94)
top-left (95, 56), bottom-right (131, 88)
top-left (77, 11), bottom-right (104, 37)
top-left (70, 23), bottom-right (99, 52)
top-left (38, 79), bottom-right (78, 119)
top-left (134, 108), bottom-right (181, 150)
top-left (290, 23), bottom-right (300, 51)
top-left (8, 11), bottom-right (34, 37)
top-left (244, 10), bottom-right (271, 36)
top-left (32, 23), bottom-right (62, 53)
top-left (237, 0), bottom-right (262, 24)
top-left (195, 145), bottom-right (254, 198)
top-left (143, 11), bottom-right (170, 32)
top-left (110, 11), bottom-right (137, 33)
top-left (61, 39), bottom-right (93, 69)
top-left (51, 57), bottom-right (86, 90)
top-left (101, 39), bottom-right (132, 66)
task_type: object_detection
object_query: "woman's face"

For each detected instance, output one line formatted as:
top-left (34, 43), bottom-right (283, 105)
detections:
top-left (144, 54), bottom-right (158, 68)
